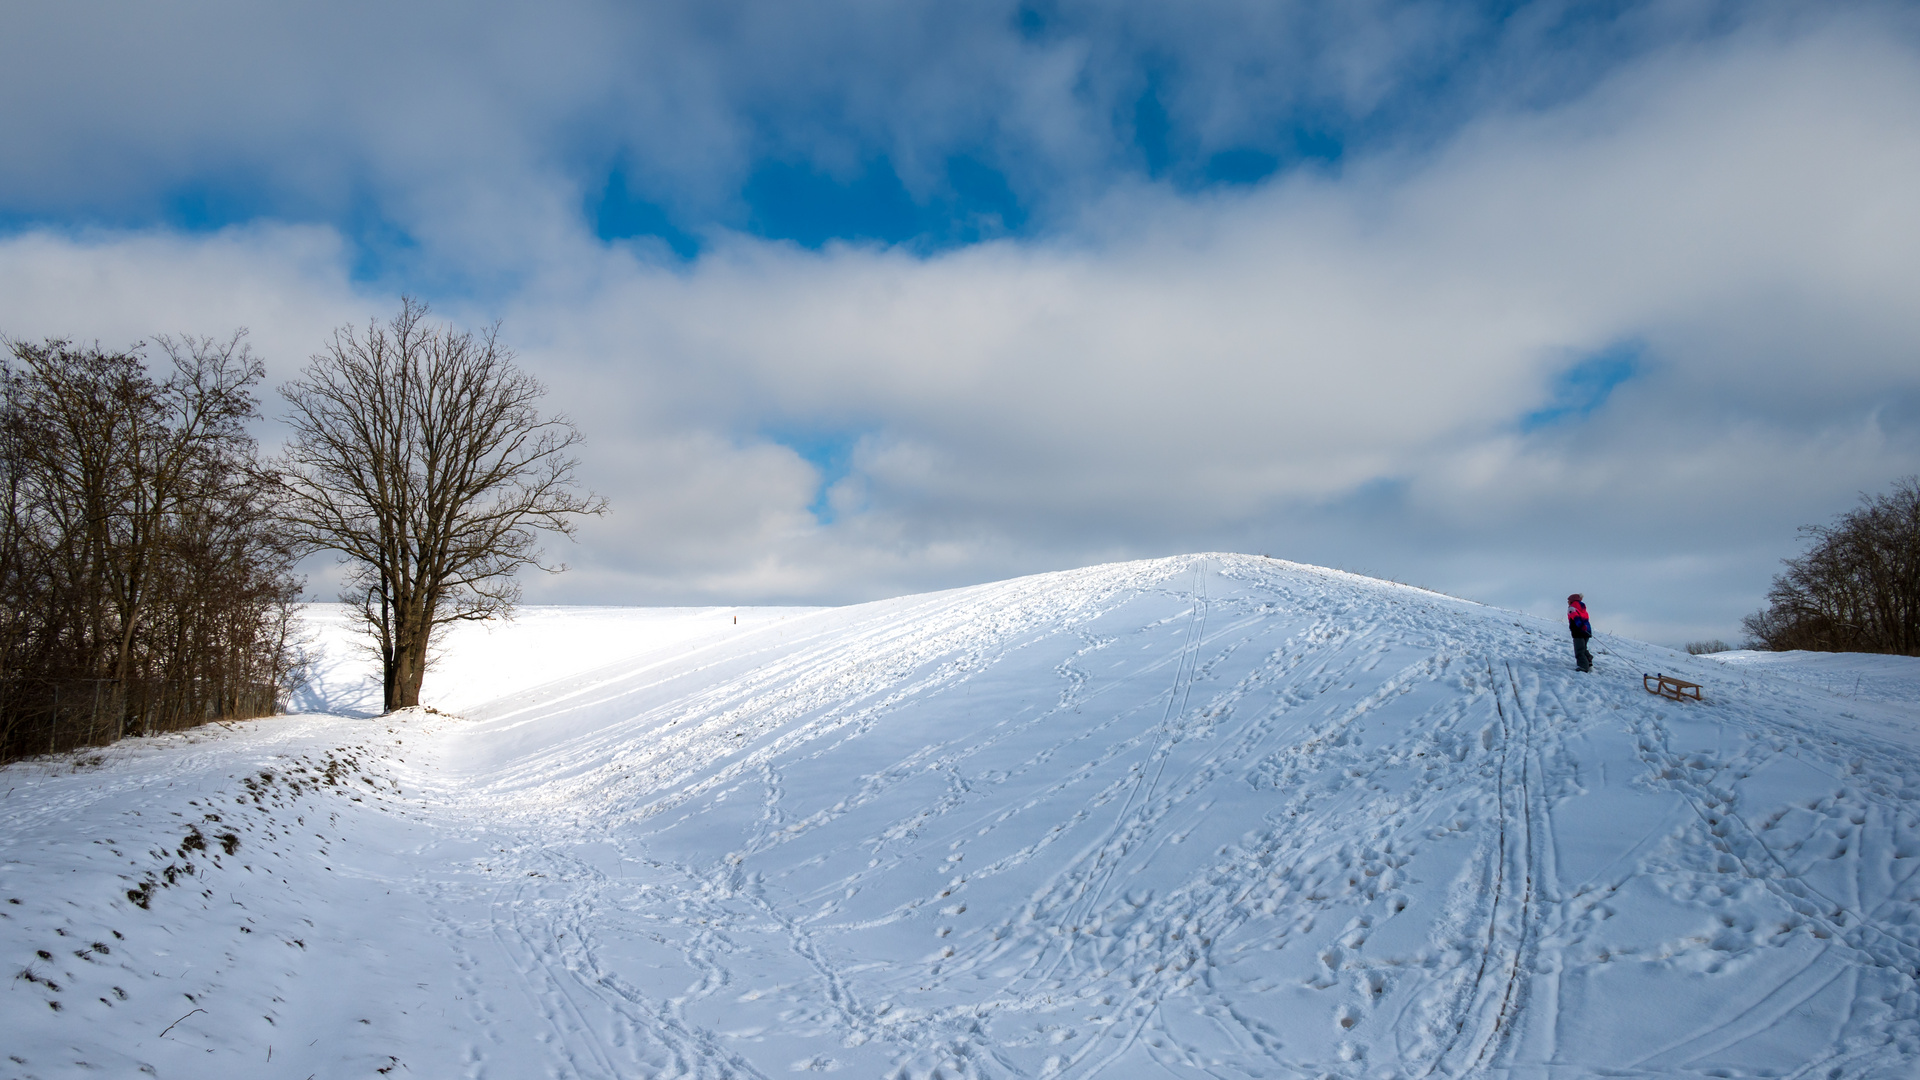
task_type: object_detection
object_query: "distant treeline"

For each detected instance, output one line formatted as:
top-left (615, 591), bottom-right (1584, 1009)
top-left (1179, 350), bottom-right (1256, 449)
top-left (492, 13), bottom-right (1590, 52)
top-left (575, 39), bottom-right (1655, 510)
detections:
top-left (1744, 477), bottom-right (1920, 655)
top-left (0, 336), bottom-right (302, 763)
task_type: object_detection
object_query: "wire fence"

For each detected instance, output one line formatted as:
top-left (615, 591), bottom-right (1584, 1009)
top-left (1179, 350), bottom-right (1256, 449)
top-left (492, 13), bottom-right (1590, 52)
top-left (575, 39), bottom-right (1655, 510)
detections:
top-left (0, 676), bottom-right (280, 763)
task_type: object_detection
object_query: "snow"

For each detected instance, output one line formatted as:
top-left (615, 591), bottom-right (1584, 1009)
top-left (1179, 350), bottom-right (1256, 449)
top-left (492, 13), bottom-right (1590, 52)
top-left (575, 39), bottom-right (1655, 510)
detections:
top-left (290, 603), bottom-right (828, 717)
top-left (4, 553), bottom-right (1919, 1078)
top-left (1707, 649), bottom-right (1920, 712)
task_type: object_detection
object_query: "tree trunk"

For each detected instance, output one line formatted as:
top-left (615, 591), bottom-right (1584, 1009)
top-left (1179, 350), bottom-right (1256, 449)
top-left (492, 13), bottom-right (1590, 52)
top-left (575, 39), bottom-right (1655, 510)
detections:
top-left (386, 590), bottom-right (432, 711)
top-left (391, 649), bottom-right (427, 709)
top-left (375, 586), bottom-right (399, 712)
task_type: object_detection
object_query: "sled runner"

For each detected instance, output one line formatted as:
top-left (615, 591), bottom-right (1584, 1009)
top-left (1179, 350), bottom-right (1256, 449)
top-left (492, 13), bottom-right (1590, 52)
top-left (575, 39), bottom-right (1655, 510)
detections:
top-left (1644, 673), bottom-right (1702, 702)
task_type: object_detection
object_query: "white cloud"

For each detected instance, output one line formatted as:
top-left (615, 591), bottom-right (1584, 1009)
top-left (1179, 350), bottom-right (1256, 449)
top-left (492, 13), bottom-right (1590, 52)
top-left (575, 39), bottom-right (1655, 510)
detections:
top-left (2, 15), bottom-right (1917, 648)
top-left (1, 1), bottom-right (1805, 231)
top-left (0, 224), bottom-right (371, 393)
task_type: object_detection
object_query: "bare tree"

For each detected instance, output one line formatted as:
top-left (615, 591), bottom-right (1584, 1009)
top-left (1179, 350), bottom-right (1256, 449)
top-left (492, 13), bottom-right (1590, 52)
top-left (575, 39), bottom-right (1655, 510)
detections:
top-left (1742, 476), bottom-right (1920, 655)
top-left (276, 299), bottom-right (604, 711)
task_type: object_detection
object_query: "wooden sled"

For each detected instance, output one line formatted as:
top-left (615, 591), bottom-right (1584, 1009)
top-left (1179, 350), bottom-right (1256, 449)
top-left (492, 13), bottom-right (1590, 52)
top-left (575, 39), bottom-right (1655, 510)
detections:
top-left (1644, 673), bottom-right (1703, 702)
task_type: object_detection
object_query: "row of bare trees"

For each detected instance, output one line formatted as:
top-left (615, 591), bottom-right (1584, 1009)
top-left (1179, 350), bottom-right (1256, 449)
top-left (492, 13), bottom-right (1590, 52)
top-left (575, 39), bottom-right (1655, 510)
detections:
top-left (1, 300), bottom-right (602, 759)
top-left (1743, 477), bottom-right (1920, 655)
top-left (0, 334), bottom-right (302, 761)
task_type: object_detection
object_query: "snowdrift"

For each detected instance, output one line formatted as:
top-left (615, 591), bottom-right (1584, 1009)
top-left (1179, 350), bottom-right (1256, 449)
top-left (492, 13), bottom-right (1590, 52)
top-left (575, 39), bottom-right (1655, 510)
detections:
top-left (4, 554), bottom-right (1919, 1078)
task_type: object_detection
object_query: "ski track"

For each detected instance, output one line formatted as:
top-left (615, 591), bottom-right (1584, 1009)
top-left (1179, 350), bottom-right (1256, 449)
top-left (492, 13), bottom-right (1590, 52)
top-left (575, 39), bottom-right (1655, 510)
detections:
top-left (5, 553), bottom-right (1920, 1078)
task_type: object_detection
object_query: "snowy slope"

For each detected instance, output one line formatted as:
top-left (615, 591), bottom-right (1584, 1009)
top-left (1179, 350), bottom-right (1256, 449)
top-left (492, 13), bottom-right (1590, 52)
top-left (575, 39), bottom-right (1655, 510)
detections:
top-left (288, 603), bottom-right (827, 717)
top-left (4, 554), bottom-right (1919, 1079)
top-left (1707, 649), bottom-right (1920, 712)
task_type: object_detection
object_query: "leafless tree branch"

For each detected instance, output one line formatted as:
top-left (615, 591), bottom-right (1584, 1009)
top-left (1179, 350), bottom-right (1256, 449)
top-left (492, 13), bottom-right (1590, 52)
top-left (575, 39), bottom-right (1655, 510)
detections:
top-left (274, 299), bottom-right (605, 710)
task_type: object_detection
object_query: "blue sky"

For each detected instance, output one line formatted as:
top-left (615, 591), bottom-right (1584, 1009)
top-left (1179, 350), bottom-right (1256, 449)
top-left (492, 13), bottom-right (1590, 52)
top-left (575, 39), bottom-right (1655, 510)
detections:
top-left (0, 2), bottom-right (1741, 264)
top-left (3, 0), bottom-right (1919, 644)
top-left (1522, 342), bottom-right (1644, 432)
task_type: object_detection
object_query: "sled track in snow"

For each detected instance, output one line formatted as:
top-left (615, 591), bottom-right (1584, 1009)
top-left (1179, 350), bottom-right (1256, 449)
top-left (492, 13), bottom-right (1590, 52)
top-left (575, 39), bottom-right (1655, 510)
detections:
top-left (1063, 557), bottom-right (1213, 962)
top-left (1477, 661), bottom-right (1539, 1072)
top-left (1015, 559), bottom-right (1220, 1076)
top-left (1428, 660), bottom-right (1545, 1076)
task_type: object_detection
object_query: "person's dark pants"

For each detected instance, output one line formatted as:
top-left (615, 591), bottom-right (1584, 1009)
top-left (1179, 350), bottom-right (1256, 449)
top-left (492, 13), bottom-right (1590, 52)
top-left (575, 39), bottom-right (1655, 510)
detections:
top-left (1572, 635), bottom-right (1592, 671)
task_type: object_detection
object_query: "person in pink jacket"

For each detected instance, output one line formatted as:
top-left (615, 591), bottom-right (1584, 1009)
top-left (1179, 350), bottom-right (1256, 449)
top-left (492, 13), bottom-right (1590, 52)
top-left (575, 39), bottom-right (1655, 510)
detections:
top-left (1567, 593), bottom-right (1594, 672)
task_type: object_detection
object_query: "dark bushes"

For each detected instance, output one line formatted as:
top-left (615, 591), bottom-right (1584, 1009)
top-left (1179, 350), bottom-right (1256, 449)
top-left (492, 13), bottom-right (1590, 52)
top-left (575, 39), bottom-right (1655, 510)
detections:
top-left (0, 335), bottom-right (303, 762)
top-left (1742, 477), bottom-right (1920, 655)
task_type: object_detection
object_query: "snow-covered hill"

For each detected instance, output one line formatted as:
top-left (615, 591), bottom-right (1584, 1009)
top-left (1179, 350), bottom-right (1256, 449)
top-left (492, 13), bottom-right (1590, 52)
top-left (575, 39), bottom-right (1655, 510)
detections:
top-left (4, 554), bottom-right (1918, 1078)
